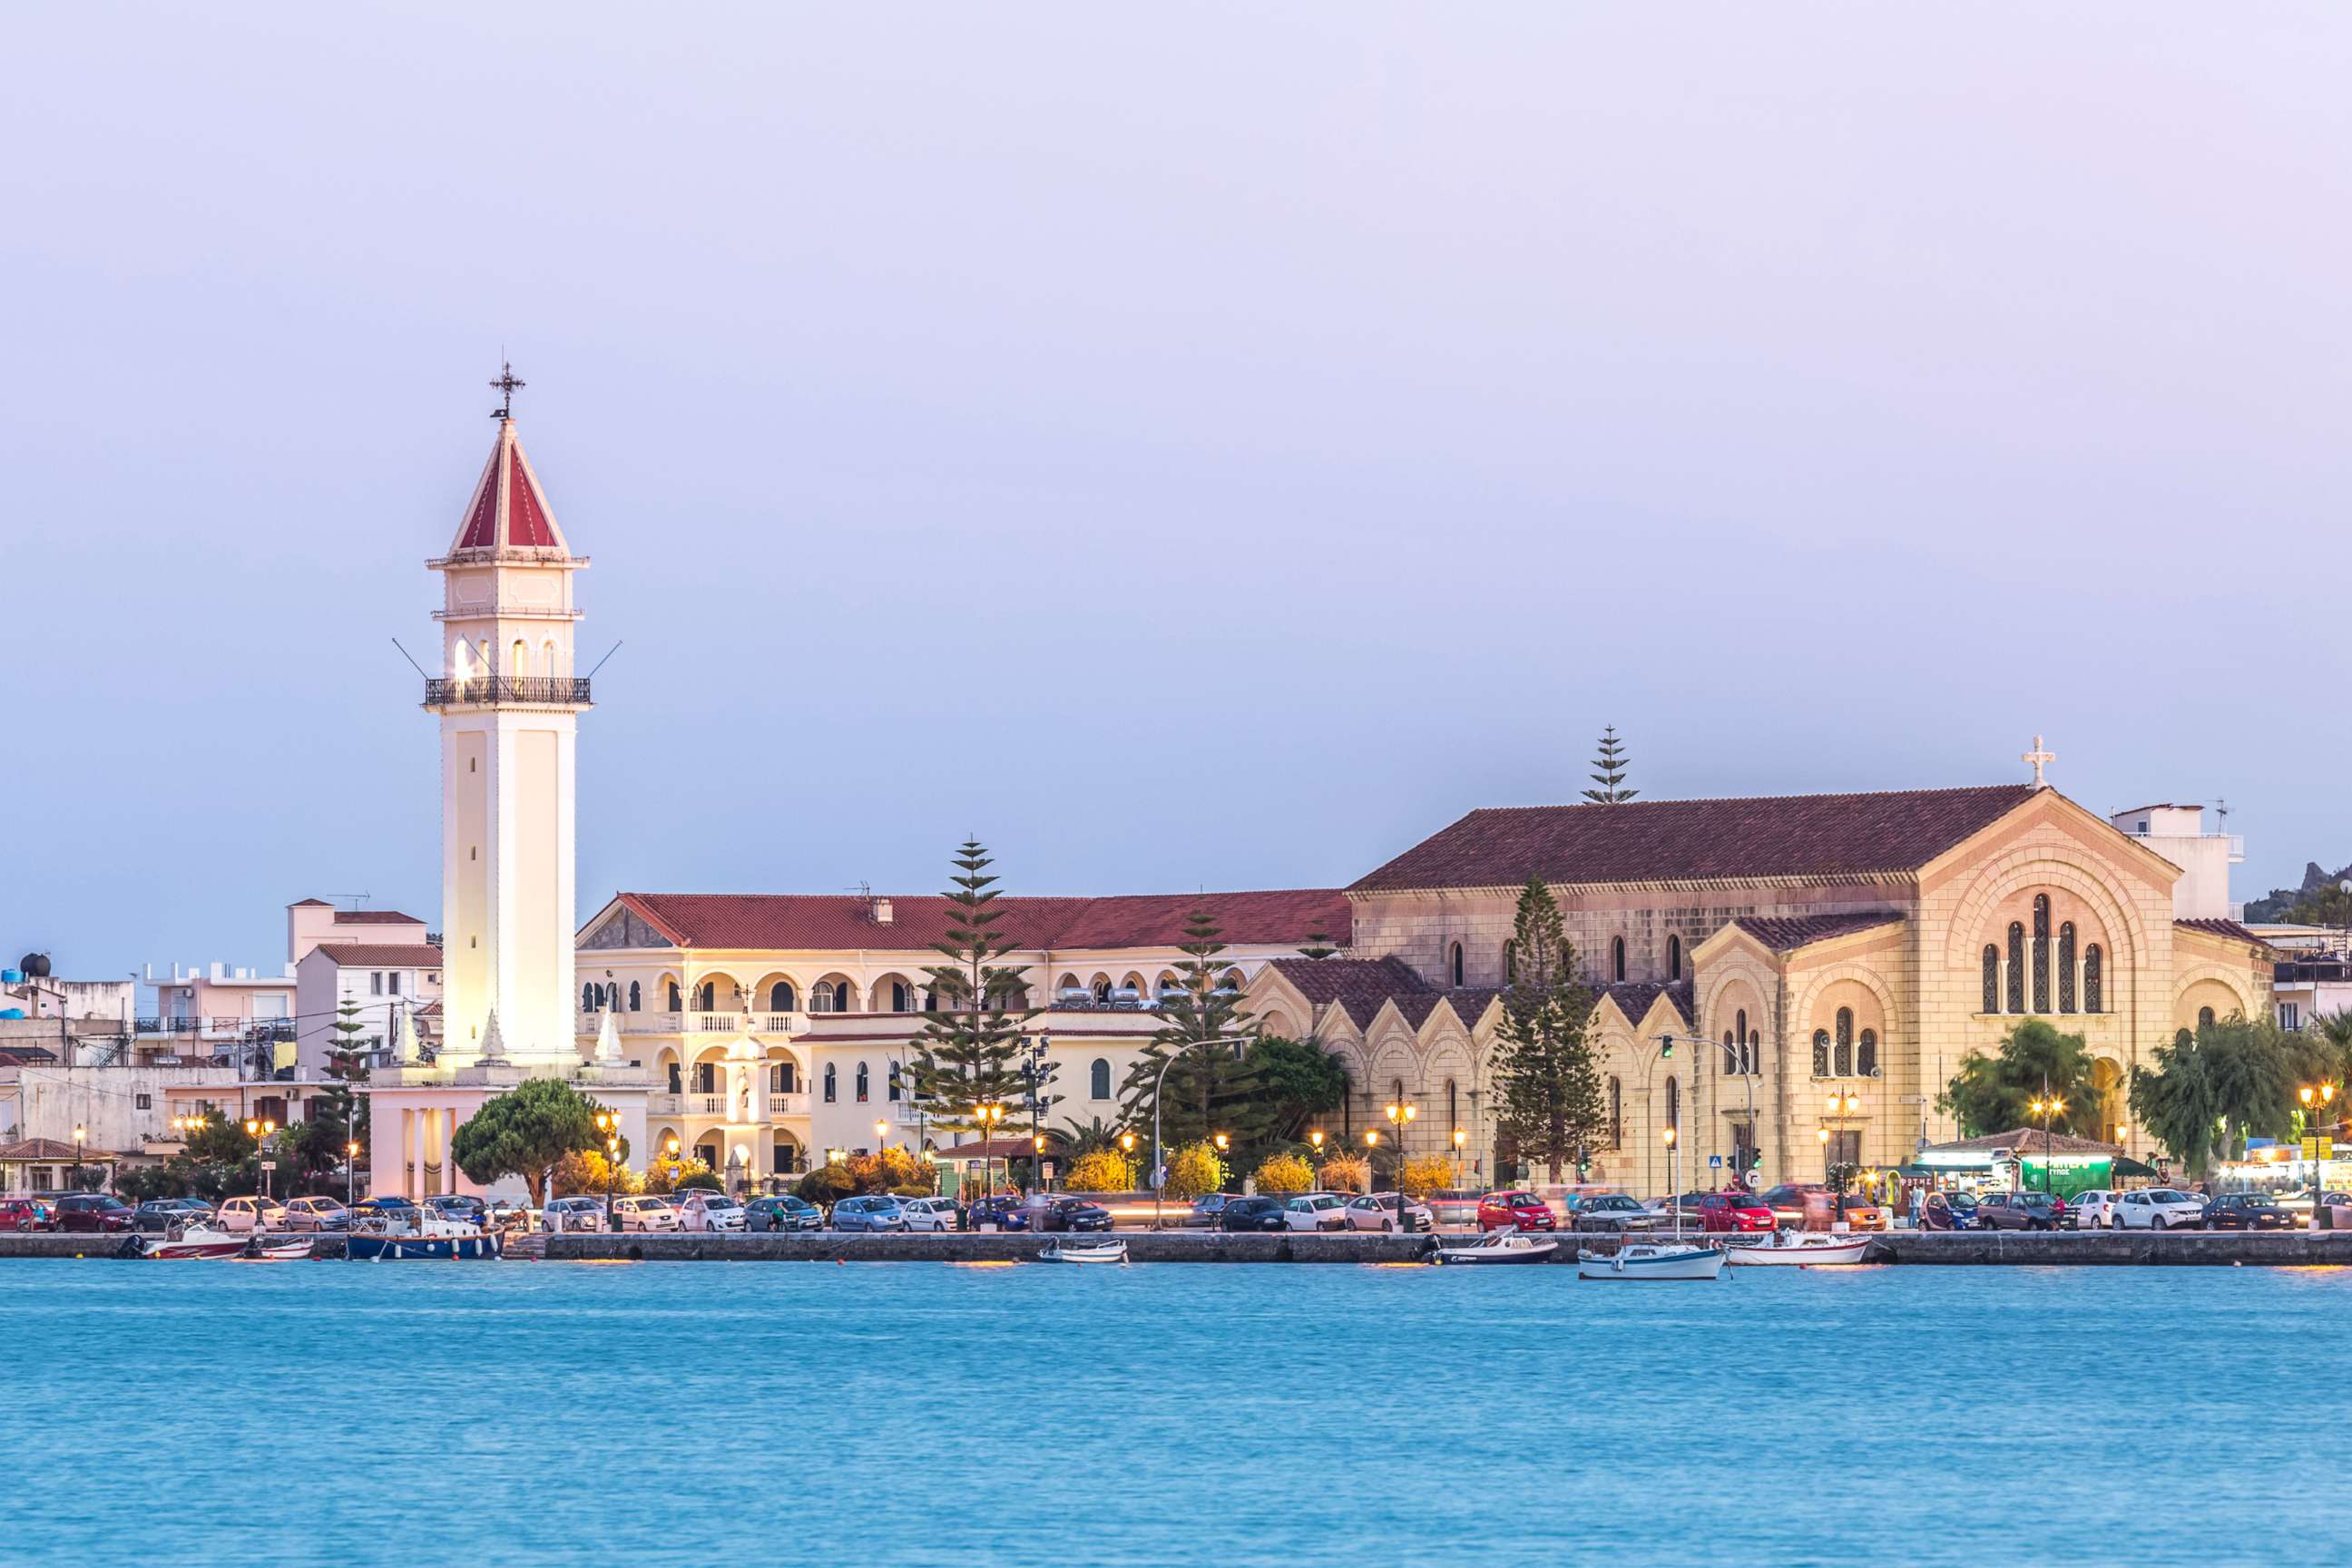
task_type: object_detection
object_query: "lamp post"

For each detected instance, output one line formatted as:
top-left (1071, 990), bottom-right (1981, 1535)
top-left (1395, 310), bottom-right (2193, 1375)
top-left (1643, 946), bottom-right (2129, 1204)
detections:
top-left (72, 1123), bottom-right (86, 1191)
top-left (874, 1118), bottom-right (890, 1153)
top-left (1826, 1093), bottom-right (1860, 1221)
top-left (1384, 1101), bottom-right (1417, 1231)
top-left (975, 1101), bottom-right (1004, 1200)
top-left (1452, 1127), bottom-right (1466, 1191)
top-left (1362, 1127), bottom-right (1379, 1199)
top-left (2027, 1095), bottom-right (2062, 1198)
top-left (2299, 1082), bottom-right (2338, 1230)
top-left (347, 1141), bottom-right (361, 1207)
top-left (1661, 1125), bottom-right (1680, 1240)
top-left (593, 1111), bottom-right (621, 1234)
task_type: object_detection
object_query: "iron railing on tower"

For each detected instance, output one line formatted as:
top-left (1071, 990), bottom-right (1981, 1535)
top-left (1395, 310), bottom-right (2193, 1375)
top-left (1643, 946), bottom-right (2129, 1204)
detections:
top-left (423, 675), bottom-right (592, 708)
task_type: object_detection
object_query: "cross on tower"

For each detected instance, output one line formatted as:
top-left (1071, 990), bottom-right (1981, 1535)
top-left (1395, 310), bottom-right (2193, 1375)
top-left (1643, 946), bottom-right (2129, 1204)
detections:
top-left (489, 360), bottom-right (525, 419)
top-left (2022, 734), bottom-right (2056, 789)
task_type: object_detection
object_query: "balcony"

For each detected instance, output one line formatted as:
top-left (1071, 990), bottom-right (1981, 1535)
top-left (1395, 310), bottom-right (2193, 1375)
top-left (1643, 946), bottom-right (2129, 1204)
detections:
top-left (423, 674), bottom-right (591, 710)
top-left (137, 1016), bottom-right (296, 1044)
top-left (769, 1093), bottom-right (810, 1117)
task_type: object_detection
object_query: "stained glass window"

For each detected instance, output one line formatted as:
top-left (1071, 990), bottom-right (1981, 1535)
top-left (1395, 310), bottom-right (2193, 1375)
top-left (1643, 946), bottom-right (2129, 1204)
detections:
top-left (1983, 945), bottom-right (2000, 1014)
top-left (2007, 923), bottom-right (2025, 1013)
top-left (2058, 924), bottom-right (2077, 1013)
top-left (2084, 946), bottom-right (2102, 1014)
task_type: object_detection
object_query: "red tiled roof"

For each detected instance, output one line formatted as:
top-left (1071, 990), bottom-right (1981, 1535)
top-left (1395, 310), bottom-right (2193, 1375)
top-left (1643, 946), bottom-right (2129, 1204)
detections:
top-left (2176, 917), bottom-right (2269, 947)
top-left (1263, 956), bottom-right (1432, 1009)
top-left (310, 943), bottom-right (443, 967)
top-left (0, 1137), bottom-right (92, 1161)
top-left (1349, 786), bottom-right (2034, 892)
top-left (1730, 913), bottom-right (1904, 953)
top-left (1260, 959), bottom-right (1690, 1030)
top-left (452, 418), bottom-right (566, 554)
top-left (610, 890), bottom-right (1349, 954)
top-left (333, 910), bottom-right (424, 926)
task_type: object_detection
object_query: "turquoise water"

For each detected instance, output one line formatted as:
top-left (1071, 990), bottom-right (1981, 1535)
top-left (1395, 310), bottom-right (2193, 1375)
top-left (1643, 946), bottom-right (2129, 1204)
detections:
top-left (4, 1258), bottom-right (2347, 1566)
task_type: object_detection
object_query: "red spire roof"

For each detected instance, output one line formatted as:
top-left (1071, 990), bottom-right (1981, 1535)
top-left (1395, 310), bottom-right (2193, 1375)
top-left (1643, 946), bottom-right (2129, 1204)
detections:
top-left (451, 418), bottom-right (568, 554)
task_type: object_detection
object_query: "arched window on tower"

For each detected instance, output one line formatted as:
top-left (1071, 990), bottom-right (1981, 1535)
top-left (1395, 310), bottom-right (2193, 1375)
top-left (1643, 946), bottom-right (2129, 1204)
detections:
top-left (511, 639), bottom-right (528, 677)
top-left (769, 980), bottom-right (796, 1012)
top-left (1834, 1008), bottom-right (1854, 1077)
top-left (628, 981), bottom-right (641, 1012)
top-left (1749, 1029), bottom-right (1762, 1076)
top-left (2058, 923), bottom-right (2077, 1013)
top-left (1858, 1028), bottom-right (1878, 1078)
top-left (1611, 936), bottom-right (1627, 984)
top-left (1450, 943), bottom-right (1465, 987)
top-left (1502, 941), bottom-right (1516, 983)
top-left (1668, 935), bottom-right (1682, 981)
top-left (1608, 1077), bottom-right (1622, 1149)
top-left (2032, 895), bottom-right (2052, 1013)
top-left (2084, 946), bottom-right (2103, 1014)
top-left (1091, 1058), bottom-right (1112, 1100)
top-left (1983, 945), bottom-right (2000, 1014)
top-left (1812, 1029), bottom-right (1831, 1078)
top-left (2006, 923), bottom-right (2025, 1013)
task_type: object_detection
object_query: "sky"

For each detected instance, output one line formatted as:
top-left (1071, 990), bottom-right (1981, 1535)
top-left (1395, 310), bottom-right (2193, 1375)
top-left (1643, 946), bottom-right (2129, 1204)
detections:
top-left (3, 5), bottom-right (2347, 984)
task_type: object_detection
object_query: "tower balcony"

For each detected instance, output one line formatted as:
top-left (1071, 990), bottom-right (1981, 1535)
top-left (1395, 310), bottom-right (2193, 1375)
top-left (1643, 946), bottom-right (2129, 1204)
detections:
top-left (424, 675), bottom-right (592, 710)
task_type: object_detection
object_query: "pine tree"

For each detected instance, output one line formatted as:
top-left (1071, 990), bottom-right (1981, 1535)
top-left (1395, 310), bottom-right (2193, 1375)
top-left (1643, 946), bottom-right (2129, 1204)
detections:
top-left (1297, 930), bottom-right (1338, 960)
top-left (1582, 725), bottom-right (1637, 804)
top-left (1491, 877), bottom-right (1606, 1181)
top-left (906, 840), bottom-right (1037, 1143)
top-left (316, 999), bottom-right (370, 1165)
top-left (1122, 909), bottom-right (1269, 1161)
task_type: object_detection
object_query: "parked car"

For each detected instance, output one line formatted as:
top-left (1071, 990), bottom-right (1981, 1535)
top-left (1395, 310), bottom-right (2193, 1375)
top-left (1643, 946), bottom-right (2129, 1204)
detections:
top-left (2068, 1190), bottom-right (2118, 1230)
top-left (281, 1196), bottom-right (350, 1232)
top-left (1567, 1193), bottom-right (1657, 1234)
top-left (426, 1194), bottom-right (488, 1225)
top-left (1478, 1191), bottom-right (1560, 1233)
top-left (1757, 1184), bottom-right (1886, 1229)
top-left (1041, 1197), bottom-right (1114, 1233)
top-left (1280, 1192), bottom-right (1349, 1232)
top-left (132, 1197), bottom-right (211, 1234)
top-left (1215, 1196), bottom-right (1289, 1232)
top-left (677, 1191), bottom-right (747, 1232)
top-left (1681, 1191), bottom-right (1777, 1233)
top-left (54, 1194), bottom-right (135, 1233)
top-left (830, 1195), bottom-right (907, 1232)
top-left (540, 1196), bottom-right (607, 1233)
top-left (214, 1195), bottom-right (286, 1233)
top-left (2115, 1188), bottom-right (2205, 1230)
top-left (2203, 1192), bottom-right (2293, 1230)
top-left (745, 1194), bottom-right (824, 1232)
top-left (611, 1196), bottom-right (682, 1232)
top-left (898, 1196), bottom-right (960, 1233)
top-left (1941, 1191), bottom-right (1982, 1229)
top-left (1187, 1193), bottom-right (1236, 1229)
top-left (0, 1197), bottom-right (52, 1231)
top-left (1976, 1191), bottom-right (2068, 1230)
top-left (1343, 1192), bottom-right (1436, 1232)
top-left (965, 1194), bottom-right (1031, 1231)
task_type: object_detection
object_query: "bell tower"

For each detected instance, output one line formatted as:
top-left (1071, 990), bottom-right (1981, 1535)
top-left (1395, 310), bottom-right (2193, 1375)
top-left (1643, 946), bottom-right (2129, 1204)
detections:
top-left (422, 365), bottom-right (589, 1066)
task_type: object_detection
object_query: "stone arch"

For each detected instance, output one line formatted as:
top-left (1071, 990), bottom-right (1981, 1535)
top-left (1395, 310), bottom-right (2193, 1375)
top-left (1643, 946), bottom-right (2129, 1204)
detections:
top-left (1786, 964), bottom-right (1906, 1050)
top-left (1941, 848), bottom-right (2146, 975)
top-left (686, 970), bottom-right (747, 1014)
top-left (1118, 971), bottom-right (1149, 1001)
top-left (748, 971), bottom-right (804, 1014)
top-left (809, 972), bottom-right (858, 1014)
top-left (1259, 1008), bottom-right (1298, 1039)
top-left (871, 971), bottom-right (919, 1013)
top-left (654, 971), bottom-right (685, 1013)
top-left (2174, 966), bottom-right (2259, 1031)
top-left (2086, 1054), bottom-right (2127, 1142)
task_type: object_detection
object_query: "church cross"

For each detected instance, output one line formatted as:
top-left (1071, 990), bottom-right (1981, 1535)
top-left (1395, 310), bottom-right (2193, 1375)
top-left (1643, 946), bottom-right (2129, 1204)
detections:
top-left (489, 360), bottom-right (525, 418)
top-left (2022, 734), bottom-right (2056, 789)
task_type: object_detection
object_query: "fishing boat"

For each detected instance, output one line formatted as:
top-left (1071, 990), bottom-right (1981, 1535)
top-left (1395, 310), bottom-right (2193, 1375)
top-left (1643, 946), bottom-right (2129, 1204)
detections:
top-left (1429, 1230), bottom-right (1557, 1266)
top-left (1575, 1241), bottom-right (1727, 1280)
top-left (1039, 1239), bottom-right (1127, 1265)
top-left (1723, 1230), bottom-right (1875, 1267)
top-left (347, 1211), bottom-right (501, 1260)
top-left (136, 1221), bottom-right (250, 1260)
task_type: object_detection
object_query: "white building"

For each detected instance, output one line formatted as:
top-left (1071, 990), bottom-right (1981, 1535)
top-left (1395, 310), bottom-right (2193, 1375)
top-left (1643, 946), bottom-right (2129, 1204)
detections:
top-left (363, 387), bottom-right (649, 1200)
top-left (2109, 803), bottom-right (2245, 921)
top-left (287, 900), bottom-right (441, 1074)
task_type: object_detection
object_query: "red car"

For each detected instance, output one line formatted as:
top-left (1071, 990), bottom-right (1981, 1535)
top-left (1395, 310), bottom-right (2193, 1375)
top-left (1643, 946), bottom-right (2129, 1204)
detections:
top-left (0, 1198), bottom-right (52, 1231)
top-left (54, 1194), bottom-right (135, 1233)
top-left (1682, 1191), bottom-right (1776, 1233)
top-left (1477, 1191), bottom-right (1558, 1232)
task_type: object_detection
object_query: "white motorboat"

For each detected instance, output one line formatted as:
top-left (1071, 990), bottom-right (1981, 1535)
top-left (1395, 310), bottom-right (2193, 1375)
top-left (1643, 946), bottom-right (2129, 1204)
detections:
top-left (1039, 1239), bottom-right (1127, 1265)
top-left (1575, 1242), bottom-right (1727, 1280)
top-left (137, 1222), bottom-right (248, 1260)
top-left (239, 1236), bottom-right (318, 1261)
top-left (1430, 1231), bottom-right (1558, 1266)
top-left (1724, 1230), bottom-right (1875, 1267)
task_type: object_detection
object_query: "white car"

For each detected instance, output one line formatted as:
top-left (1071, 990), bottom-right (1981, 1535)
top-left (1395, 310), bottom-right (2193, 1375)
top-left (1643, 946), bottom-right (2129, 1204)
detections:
top-left (540, 1196), bottom-right (607, 1233)
top-left (677, 1191), bottom-right (746, 1232)
top-left (1281, 1192), bottom-right (1350, 1232)
top-left (899, 1196), bottom-right (960, 1232)
top-left (281, 1196), bottom-right (349, 1232)
top-left (1344, 1192), bottom-right (1436, 1232)
top-left (611, 1196), bottom-right (682, 1232)
top-left (214, 1195), bottom-right (286, 1233)
top-left (2071, 1190), bottom-right (2120, 1230)
top-left (2115, 1188), bottom-right (2205, 1230)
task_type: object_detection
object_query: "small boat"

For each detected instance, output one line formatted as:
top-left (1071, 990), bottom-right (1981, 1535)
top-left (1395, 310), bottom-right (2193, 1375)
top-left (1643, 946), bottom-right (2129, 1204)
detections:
top-left (137, 1222), bottom-right (249, 1260)
top-left (1724, 1230), bottom-right (1875, 1267)
top-left (240, 1236), bottom-right (318, 1261)
top-left (347, 1211), bottom-right (502, 1260)
top-left (1429, 1230), bottom-right (1558, 1266)
top-left (1039, 1239), bottom-right (1127, 1265)
top-left (1575, 1241), bottom-right (1726, 1280)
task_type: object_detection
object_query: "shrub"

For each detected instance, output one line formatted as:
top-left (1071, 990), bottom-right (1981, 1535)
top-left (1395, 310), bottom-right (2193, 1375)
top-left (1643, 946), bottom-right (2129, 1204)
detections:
top-left (848, 1147), bottom-right (929, 1194)
top-left (1397, 1155), bottom-right (1453, 1199)
top-left (1317, 1152), bottom-right (1371, 1194)
top-left (1253, 1152), bottom-right (1315, 1195)
top-left (553, 1148), bottom-right (643, 1199)
top-left (1063, 1149), bottom-right (1135, 1193)
top-left (1162, 1141), bottom-right (1227, 1200)
top-left (643, 1156), bottom-right (718, 1195)
top-left (797, 1162), bottom-right (858, 1203)
top-left (677, 1170), bottom-right (724, 1192)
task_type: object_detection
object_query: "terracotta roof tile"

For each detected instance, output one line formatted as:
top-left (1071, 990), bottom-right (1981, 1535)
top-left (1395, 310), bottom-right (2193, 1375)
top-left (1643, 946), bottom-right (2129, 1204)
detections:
top-left (1730, 913), bottom-right (1905, 952)
top-left (1349, 786), bottom-right (2034, 892)
top-left (309, 943), bottom-right (443, 967)
top-left (2175, 917), bottom-right (2269, 948)
top-left (612, 890), bottom-right (1349, 954)
top-left (1927, 1128), bottom-right (2121, 1157)
top-left (332, 910), bottom-right (425, 926)
top-left (452, 418), bottom-right (567, 554)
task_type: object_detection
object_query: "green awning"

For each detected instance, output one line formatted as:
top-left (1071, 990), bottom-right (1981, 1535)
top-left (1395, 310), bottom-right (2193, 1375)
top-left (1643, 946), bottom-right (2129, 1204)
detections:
top-left (2112, 1156), bottom-right (2161, 1179)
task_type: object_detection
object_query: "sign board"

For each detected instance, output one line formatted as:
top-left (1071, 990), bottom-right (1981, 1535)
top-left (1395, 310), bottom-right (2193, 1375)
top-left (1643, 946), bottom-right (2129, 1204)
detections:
top-left (1708, 1154), bottom-right (1722, 1168)
top-left (1040, 1161), bottom-right (1056, 1181)
top-left (2304, 1138), bottom-right (2333, 1162)
top-left (260, 1160), bottom-right (277, 1171)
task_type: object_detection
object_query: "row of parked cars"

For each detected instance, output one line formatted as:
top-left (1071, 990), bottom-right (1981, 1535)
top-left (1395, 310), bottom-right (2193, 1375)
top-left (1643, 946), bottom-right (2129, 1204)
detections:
top-left (538, 1190), bottom-right (1123, 1234)
top-left (1947, 1187), bottom-right (2334, 1231)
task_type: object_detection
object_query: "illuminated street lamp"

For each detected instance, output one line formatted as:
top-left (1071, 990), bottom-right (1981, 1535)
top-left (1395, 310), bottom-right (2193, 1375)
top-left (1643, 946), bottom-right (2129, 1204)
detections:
top-left (347, 1140), bottom-right (362, 1207)
top-left (1661, 1125), bottom-right (1680, 1240)
top-left (1452, 1126), bottom-right (1467, 1191)
top-left (874, 1117), bottom-right (890, 1151)
top-left (73, 1123), bottom-right (86, 1192)
top-left (593, 1110), bottom-right (621, 1234)
top-left (2027, 1095), bottom-right (2063, 1200)
top-left (1384, 1102), bottom-right (1418, 1231)
top-left (1825, 1093), bottom-right (1861, 1221)
top-left (2300, 1083), bottom-right (2338, 1230)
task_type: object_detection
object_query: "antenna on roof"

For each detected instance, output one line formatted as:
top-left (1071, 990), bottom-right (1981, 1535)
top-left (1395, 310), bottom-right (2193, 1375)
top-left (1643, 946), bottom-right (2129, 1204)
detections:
top-left (322, 894), bottom-right (373, 912)
top-left (2208, 797), bottom-right (2230, 828)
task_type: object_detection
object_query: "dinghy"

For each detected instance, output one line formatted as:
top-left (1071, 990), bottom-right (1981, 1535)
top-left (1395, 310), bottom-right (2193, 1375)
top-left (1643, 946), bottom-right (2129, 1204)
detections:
top-left (1724, 1230), bottom-right (1874, 1267)
top-left (1574, 1241), bottom-right (1726, 1280)
top-left (1429, 1230), bottom-right (1557, 1265)
top-left (1039, 1239), bottom-right (1127, 1265)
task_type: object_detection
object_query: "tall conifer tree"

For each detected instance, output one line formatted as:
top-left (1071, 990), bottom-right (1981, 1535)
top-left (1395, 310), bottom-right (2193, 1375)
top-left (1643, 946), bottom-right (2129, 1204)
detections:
top-left (1492, 877), bottom-right (1605, 1181)
top-left (1122, 909), bottom-right (1269, 1157)
top-left (1582, 725), bottom-right (1637, 804)
top-left (907, 841), bottom-right (1036, 1140)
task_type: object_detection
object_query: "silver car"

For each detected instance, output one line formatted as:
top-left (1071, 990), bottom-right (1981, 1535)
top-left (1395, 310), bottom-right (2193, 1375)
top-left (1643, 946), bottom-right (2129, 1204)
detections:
top-left (1344, 1192), bottom-right (1436, 1231)
top-left (540, 1196), bottom-right (607, 1232)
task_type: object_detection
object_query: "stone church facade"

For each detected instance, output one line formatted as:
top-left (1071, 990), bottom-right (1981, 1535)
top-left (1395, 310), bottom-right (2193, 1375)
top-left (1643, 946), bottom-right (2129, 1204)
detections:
top-left (1245, 779), bottom-right (2272, 1195)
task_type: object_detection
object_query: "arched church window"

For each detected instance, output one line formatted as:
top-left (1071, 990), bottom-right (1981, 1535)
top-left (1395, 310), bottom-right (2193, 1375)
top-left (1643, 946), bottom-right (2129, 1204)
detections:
top-left (822, 1063), bottom-right (837, 1102)
top-left (1735, 1009), bottom-right (1750, 1075)
top-left (1668, 935), bottom-right (1683, 981)
top-left (1091, 1058), bottom-right (1112, 1100)
top-left (2006, 924), bottom-right (2025, 1013)
top-left (1749, 1030), bottom-right (1761, 1076)
top-left (769, 981), bottom-right (796, 1012)
top-left (1608, 1077), bottom-right (1622, 1148)
top-left (1834, 1008), bottom-right (1854, 1077)
top-left (628, 982), bottom-right (641, 1012)
top-left (1502, 941), bottom-right (1516, 983)
top-left (1858, 1028), bottom-right (1878, 1077)
top-left (2198, 1006), bottom-right (2216, 1030)
top-left (1812, 1030), bottom-right (1831, 1078)
top-left (1982, 946), bottom-right (2000, 1014)
top-left (511, 639), bottom-right (528, 676)
top-left (1665, 1075), bottom-right (1680, 1131)
top-left (1450, 943), bottom-right (1465, 987)
top-left (1722, 1030), bottom-right (1736, 1074)
top-left (2084, 946), bottom-right (2102, 1014)
top-left (1611, 937), bottom-right (1627, 984)
top-left (2032, 895), bottom-right (2052, 1013)
top-left (2058, 924), bottom-right (2077, 1013)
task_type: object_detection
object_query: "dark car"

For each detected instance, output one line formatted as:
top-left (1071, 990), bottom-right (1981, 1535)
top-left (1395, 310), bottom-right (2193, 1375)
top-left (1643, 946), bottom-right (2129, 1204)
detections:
top-left (746, 1195), bottom-right (823, 1232)
top-left (54, 1194), bottom-right (136, 1233)
top-left (962, 1195), bottom-right (1030, 1232)
top-left (1977, 1191), bottom-right (2067, 1231)
top-left (2203, 1193), bottom-right (2292, 1230)
top-left (1942, 1191), bottom-right (1982, 1229)
top-left (1216, 1197), bottom-right (1289, 1232)
top-left (133, 1197), bottom-right (213, 1234)
top-left (1188, 1193), bottom-right (1235, 1229)
top-left (426, 1194), bottom-right (487, 1224)
top-left (1040, 1197), bottom-right (1113, 1233)
top-left (0, 1197), bottom-right (53, 1231)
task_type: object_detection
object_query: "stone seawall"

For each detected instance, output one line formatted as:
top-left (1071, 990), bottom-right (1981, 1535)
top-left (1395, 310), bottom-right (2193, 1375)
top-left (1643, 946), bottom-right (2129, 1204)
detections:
top-left (543, 1230), bottom-right (1434, 1263)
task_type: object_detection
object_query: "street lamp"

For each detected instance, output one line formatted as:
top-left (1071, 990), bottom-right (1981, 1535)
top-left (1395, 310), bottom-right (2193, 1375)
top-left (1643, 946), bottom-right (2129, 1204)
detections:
top-left (593, 1110), bottom-right (621, 1234)
top-left (1212, 1132), bottom-right (1230, 1154)
top-left (1825, 1093), bottom-right (1860, 1221)
top-left (1452, 1126), bottom-right (1466, 1190)
top-left (2299, 1083), bottom-right (2338, 1230)
top-left (347, 1141), bottom-right (361, 1207)
top-left (1661, 1125), bottom-right (1680, 1240)
top-left (1384, 1102), bottom-right (1417, 1231)
top-left (874, 1117), bottom-right (889, 1152)
top-left (1362, 1127), bottom-right (1379, 1195)
top-left (73, 1123), bottom-right (85, 1191)
top-left (975, 1102), bottom-right (1004, 1199)
top-left (2027, 1095), bottom-right (2063, 1198)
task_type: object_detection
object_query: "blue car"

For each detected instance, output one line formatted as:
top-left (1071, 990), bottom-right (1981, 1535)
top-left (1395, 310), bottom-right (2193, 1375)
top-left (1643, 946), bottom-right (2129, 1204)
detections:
top-left (964, 1195), bottom-right (1030, 1232)
top-left (829, 1196), bottom-right (907, 1232)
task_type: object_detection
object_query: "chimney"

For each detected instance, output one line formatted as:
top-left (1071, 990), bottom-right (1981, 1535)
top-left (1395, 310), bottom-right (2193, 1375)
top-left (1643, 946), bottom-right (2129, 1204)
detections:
top-left (872, 897), bottom-right (894, 926)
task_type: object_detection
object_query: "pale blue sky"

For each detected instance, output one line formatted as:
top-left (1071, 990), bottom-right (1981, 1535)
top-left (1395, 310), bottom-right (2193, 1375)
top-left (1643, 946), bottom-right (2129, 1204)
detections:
top-left (4, 5), bottom-right (2347, 981)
